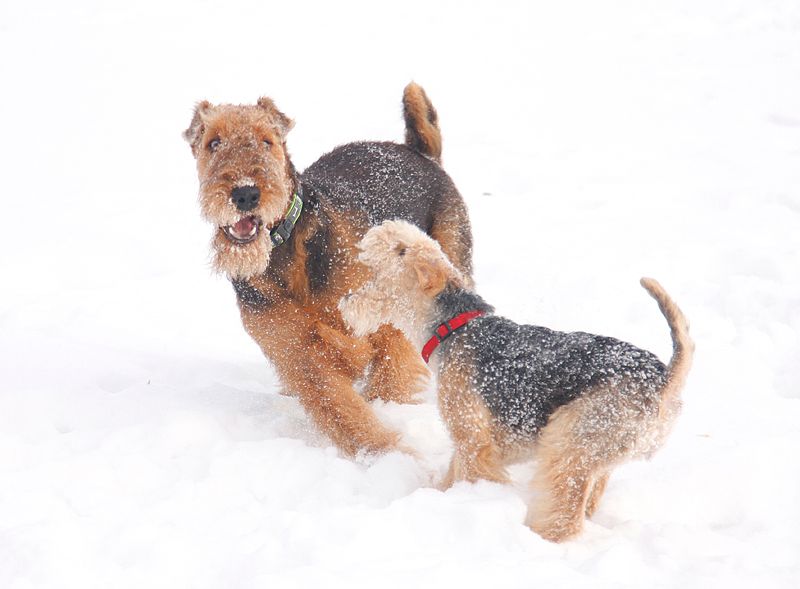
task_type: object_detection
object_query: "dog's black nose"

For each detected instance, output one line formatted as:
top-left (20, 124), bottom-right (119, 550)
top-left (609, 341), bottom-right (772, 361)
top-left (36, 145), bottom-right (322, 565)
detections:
top-left (231, 186), bottom-right (260, 212)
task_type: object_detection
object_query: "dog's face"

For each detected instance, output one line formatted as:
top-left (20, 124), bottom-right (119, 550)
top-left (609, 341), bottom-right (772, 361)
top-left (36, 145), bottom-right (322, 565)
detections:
top-left (184, 98), bottom-right (295, 279)
top-left (339, 220), bottom-right (459, 343)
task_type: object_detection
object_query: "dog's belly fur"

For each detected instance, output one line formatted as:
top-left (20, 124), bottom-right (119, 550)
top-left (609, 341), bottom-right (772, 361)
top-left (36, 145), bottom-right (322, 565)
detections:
top-left (302, 141), bottom-right (456, 232)
top-left (451, 317), bottom-right (669, 438)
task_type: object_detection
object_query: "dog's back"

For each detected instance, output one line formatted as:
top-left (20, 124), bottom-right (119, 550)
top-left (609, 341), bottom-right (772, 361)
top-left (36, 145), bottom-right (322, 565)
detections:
top-left (453, 316), bottom-right (669, 438)
top-left (301, 83), bottom-right (473, 278)
top-left (302, 141), bottom-right (458, 229)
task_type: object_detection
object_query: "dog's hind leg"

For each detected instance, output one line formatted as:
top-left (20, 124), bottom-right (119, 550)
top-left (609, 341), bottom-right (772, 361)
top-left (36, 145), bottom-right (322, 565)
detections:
top-left (527, 452), bottom-right (593, 542)
top-left (429, 194), bottom-right (474, 287)
top-left (585, 471), bottom-right (610, 518)
top-left (525, 400), bottom-right (600, 542)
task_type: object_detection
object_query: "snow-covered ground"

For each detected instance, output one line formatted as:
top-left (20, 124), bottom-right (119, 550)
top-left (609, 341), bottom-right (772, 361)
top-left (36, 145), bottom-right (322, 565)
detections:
top-left (1, 1), bottom-right (799, 587)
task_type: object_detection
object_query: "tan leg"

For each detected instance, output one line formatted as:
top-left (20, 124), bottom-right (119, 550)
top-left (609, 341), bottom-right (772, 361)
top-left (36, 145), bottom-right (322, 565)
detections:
top-left (525, 382), bottom-right (651, 542)
top-left (437, 361), bottom-right (509, 487)
top-left (440, 455), bottom-right (458, 490)
top-left (292, 367), bottom-right (401, 456)
top-left (440, 446), bottom-right (509, 490)
top-left (364, 325), bottom-right (428, 403)
top-left (445, 444), bottom-right (510, 487)
top-left (527, 455), bottom-right (593, 542)
top-left (525, 400), bottom-right (599, 542)
top-left (585, 472), bottom-right (610, 518)
top-left (241, 303), bottom-right (401, 457)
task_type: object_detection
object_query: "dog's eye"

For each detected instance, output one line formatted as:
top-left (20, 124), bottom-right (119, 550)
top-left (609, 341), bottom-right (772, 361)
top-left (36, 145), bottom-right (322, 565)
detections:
top-left (398, 247), bottom-right (406, 257)
top-left (208, 138), bottom-right (221, 152)
top-left (263, 139), bottom-right (273, 147)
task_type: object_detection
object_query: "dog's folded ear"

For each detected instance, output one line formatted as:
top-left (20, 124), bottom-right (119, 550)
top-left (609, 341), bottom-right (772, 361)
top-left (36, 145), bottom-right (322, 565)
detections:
top-left (184, 100), bottom-right (212, 153)
top-left (257, 96), bottom-right (295, 140)
top-left (413, 256), bottom-right (448, 297)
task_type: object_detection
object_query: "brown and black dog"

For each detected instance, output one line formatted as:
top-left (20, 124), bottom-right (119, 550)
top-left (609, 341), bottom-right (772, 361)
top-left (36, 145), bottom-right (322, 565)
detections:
top-left (340, 220), bottom-right (693, 541)
top-left (184, 84), bottom-right (472, 456)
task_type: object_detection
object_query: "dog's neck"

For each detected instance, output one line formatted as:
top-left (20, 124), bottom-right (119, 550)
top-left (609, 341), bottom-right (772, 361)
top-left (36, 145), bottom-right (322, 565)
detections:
top-left (269, 185), bottom-right (304, 247)
top-left (232, 176), bottom-right (327, 308)
top-left (419, 284), bottom-right (494, 367)
top-left (267, 161), bottom-right (304, 242)
top-left (430, 284), bottom-right (494, 326)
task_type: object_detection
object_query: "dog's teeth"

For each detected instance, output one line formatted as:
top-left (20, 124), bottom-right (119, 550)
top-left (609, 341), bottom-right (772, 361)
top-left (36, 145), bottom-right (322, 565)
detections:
top-left (222, 218), bottom-right (259, 244)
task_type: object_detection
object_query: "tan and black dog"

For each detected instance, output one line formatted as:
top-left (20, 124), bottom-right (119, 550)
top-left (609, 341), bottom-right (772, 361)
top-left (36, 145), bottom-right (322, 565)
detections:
top-left (184, 84), bottom-right (473, 456)
top-left (339, 220), bottom-right (693, 541)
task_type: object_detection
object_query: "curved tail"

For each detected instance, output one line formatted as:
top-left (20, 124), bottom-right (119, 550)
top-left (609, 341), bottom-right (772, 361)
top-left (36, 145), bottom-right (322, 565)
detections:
top-left (403, 82), bottom-right (442, 163)
top-left (640, 277), bottom-right (694, 417)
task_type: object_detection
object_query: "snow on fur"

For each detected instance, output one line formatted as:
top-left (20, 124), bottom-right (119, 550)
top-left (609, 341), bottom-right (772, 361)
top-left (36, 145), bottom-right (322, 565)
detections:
top-left (1, 1), bottom-right (798, 588)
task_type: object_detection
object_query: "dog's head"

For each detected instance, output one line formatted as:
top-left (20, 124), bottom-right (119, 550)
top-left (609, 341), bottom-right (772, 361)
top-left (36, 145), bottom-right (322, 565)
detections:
top-left (184, 97), bottom-right (295, 279)
top-left (339, 220), bottom-right (462, 342)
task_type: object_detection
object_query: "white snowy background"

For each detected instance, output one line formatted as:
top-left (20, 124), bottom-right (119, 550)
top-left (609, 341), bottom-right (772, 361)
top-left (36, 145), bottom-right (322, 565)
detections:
top-left (1, 1), bottom-right (798, 587)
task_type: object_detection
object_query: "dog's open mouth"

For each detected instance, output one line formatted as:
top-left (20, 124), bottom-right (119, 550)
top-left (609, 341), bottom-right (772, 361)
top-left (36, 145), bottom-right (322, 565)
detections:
top-left (222, 216), bottom-right (261, 244)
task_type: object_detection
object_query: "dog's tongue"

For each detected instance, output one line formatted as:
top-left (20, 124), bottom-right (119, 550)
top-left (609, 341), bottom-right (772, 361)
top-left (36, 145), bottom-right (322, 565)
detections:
top-left (231, 216), bottom-right (256, 238)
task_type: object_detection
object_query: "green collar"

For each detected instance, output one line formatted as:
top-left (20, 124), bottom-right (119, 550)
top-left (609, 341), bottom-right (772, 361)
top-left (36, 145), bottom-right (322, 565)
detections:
top-left (269, 192), bottom-right (304, 247)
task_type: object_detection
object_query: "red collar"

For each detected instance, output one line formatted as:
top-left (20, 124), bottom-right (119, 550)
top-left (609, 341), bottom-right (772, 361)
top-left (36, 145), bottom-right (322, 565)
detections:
top-left (421, 310), bottom-right (485, 363)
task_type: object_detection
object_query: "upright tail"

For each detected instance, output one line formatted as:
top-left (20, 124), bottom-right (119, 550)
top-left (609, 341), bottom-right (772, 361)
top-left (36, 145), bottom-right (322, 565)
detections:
top-left (403, 82), bottom-right (442, 164)
top-left (640, 277), bottom-right (694, 417)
